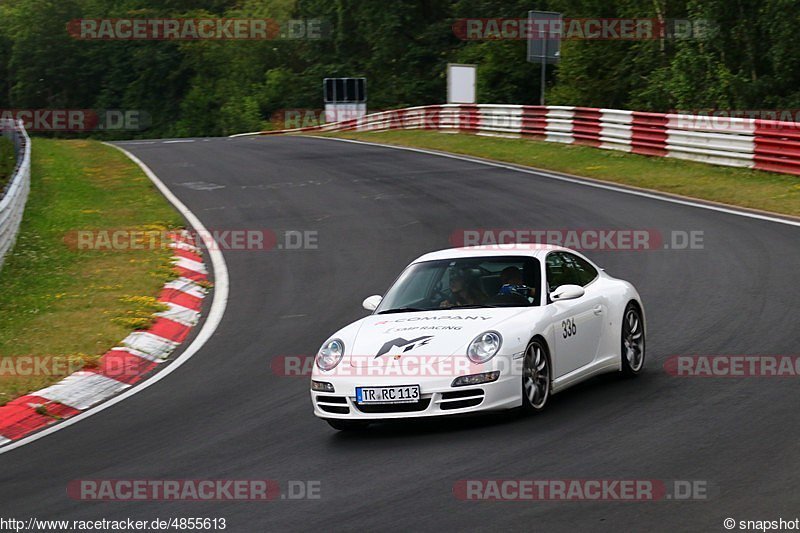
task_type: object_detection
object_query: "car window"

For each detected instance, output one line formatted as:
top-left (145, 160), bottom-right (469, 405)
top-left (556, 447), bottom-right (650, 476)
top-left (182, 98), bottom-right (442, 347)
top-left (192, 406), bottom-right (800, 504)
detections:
top-left (391, 265), bottom-right (439, 305)
top-left (562, 253), bottom-right (599, 287)
top-left (375, 256), bottom-right (542, 312)
top-left (545, 253), bottom-right (578, 292)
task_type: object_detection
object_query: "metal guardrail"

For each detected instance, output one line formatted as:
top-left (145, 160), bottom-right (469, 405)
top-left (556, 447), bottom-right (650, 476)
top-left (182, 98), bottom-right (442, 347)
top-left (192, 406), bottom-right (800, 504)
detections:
top-left (245, 104), bottom-right (800, 176)
top-left (0, 119), bottom-right (31, 273)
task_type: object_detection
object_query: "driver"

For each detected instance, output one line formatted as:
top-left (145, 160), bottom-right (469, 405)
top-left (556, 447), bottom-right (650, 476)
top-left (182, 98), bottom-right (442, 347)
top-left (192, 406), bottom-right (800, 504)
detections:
top-left (498, 266), bottom-right (535, 301)
top-left (440, 268), bottom-right (487, 308)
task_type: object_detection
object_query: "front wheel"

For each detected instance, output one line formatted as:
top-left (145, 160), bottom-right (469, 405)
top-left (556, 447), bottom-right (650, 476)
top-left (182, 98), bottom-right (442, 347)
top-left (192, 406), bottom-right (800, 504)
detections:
top-left (620, 303), bottom-right (645, 376)
top-left (522, 339), bottom-right (551, 412)
top-left (326, 419), bottom-right (370, 431)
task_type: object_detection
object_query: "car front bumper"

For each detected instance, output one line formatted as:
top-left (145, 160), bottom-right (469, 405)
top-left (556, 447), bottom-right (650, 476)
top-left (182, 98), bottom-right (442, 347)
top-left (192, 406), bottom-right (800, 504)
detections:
top-left (310, 371), bottom-right (521, 420)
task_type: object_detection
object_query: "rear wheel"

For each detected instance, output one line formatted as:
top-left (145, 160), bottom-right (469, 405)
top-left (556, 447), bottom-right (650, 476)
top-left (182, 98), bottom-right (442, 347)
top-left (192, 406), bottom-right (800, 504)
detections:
top-left (326, 419), bottom-right (370, 431)
top-left (522, 339), bottom-right (551, 412)
top-left (621, 303), bottom-right (645, 376)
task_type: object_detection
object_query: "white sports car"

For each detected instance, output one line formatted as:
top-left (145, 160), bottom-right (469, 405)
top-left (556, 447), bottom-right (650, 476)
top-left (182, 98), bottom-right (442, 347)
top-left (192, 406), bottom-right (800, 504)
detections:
top-left (311, 244), bottom-right (645, 430)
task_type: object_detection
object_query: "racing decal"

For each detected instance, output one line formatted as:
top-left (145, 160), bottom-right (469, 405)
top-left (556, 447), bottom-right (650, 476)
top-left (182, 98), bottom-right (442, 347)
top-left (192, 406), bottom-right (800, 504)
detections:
top-left (384, 325), bottom-right (463, 333)
top-left (374, 316), bottom-right (492, 325)
top-left (375, 336), bottom-right (434, 358)
top-left (562, 318), bottom-right (577, 339)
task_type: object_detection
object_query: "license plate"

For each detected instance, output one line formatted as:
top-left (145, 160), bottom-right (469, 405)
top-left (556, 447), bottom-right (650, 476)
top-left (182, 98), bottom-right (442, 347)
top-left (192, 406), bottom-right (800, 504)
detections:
top-left (356, 385), bottom-right (421, 405)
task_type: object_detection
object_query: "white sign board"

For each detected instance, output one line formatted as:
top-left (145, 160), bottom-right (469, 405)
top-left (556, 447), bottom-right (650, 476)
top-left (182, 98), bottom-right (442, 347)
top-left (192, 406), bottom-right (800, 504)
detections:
top-left (324, 103), bottom-right (367, 123)
top-left (447, 64), bottom-right (477, 104)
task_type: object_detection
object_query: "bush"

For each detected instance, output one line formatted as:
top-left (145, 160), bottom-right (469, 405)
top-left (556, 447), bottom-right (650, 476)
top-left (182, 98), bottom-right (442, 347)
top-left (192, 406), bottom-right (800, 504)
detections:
top-left (0, 137), bottom-right (16, 189)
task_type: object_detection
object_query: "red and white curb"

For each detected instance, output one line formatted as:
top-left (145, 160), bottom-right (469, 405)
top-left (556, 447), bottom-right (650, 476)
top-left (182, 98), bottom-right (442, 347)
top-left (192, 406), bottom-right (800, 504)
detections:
top-left (0, 230), bottom-right (209, 445)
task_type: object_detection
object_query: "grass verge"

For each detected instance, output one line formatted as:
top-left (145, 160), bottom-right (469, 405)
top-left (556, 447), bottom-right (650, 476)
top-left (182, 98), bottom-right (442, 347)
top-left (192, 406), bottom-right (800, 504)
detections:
top-left (0, 139), bottom-right (182, 405)
top-left (318, 130), bottom-right (800, 217)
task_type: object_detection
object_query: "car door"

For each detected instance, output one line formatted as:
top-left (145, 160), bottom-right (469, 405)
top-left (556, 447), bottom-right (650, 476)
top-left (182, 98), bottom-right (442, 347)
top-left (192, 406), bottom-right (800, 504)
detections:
top-left (545, 252), bottom-right (604, 377)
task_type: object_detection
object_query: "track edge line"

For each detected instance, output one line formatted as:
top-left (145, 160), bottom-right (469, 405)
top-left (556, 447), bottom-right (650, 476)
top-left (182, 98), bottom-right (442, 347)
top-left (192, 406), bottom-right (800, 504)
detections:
top-left (0, 143), bottom-right (230, 455)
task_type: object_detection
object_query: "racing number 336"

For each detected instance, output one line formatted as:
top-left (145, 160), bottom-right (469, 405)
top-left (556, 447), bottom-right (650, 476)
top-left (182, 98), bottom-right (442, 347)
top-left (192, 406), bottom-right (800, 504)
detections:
top-left (562, 318), bottom-right (577, 339)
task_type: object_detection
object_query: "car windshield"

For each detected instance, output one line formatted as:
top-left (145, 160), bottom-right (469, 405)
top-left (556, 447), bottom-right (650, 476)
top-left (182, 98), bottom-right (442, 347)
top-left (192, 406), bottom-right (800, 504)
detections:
top-left (375, 256), bottom-right (541, 314)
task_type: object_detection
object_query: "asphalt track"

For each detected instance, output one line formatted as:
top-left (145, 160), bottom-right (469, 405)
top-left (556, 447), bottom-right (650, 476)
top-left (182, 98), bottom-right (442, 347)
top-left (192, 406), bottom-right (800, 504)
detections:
top-left (1, 135), bottom-right (798, 532)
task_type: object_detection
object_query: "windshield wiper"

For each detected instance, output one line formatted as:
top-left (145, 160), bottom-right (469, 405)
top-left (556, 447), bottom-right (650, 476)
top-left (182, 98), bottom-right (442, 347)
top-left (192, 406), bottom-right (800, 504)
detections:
top-left (376, 307), bottom-right (425, 315)
top-left (445, 304), bottom-right (498, 310)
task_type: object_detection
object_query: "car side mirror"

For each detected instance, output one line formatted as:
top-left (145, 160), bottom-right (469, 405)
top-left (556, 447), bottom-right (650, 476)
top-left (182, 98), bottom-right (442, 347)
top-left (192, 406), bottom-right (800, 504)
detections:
top-left (551, 285), bottom-right (585, 302)
top-left (362, 295), bottom-right (383, 311)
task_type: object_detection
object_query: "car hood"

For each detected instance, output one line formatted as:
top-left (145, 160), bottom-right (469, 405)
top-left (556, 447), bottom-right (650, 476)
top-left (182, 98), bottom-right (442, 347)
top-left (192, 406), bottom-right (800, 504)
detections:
top-left (347, 308), bottom-right (530, 368)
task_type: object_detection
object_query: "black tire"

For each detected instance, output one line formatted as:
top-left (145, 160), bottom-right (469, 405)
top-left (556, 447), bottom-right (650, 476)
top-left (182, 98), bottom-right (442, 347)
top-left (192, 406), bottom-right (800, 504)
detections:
top-left (620, 303), bottom-right (646, 377)
top-left (326, 419), bottom-right (370, 431)
top-left (522, 338), bottom-right (551, 412)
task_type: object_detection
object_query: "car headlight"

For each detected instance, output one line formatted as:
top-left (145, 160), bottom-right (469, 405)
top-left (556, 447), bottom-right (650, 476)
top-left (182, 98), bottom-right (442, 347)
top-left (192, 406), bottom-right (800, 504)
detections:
top-left (316, 339), bottom-right (344, 371)
top-left (467, 331), bottom-right (502, 364)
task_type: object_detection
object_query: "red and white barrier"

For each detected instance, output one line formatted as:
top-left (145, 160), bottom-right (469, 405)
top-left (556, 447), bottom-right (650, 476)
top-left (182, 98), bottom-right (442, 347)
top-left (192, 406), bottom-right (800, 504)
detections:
top-left (243, 104), bottom-right (800, 177)
top-left (545, 106), bottom-right (575, 144)
top-left (599, 109), bottom-right (633, 152)
top-left (666, 114), bottom-right (755, 168)
top-left (754, 120), bottom-right (800, 175)
top-left (0, 231), bottom-right (209, 444)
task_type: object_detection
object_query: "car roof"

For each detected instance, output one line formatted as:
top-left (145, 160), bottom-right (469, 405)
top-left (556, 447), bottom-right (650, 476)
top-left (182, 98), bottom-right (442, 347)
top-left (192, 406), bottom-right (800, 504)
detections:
top-left (413, 244), bottom-right (572, 263)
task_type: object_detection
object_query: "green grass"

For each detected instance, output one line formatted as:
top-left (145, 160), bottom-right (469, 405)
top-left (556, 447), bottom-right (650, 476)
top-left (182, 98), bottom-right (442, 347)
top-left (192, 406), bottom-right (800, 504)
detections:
top-left (0, 139), bottom-right (183, 404)
top-left (319, 130), bottom-right (800, 217)
top-left (0, 137), bottom-right (15, 188)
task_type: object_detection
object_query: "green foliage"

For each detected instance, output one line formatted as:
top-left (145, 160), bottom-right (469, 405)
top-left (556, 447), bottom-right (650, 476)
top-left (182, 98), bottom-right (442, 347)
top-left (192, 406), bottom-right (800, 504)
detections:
top-left (0, 138), bottom-right (15, 186)
top-left (1, 0), bottom-right (799, 137)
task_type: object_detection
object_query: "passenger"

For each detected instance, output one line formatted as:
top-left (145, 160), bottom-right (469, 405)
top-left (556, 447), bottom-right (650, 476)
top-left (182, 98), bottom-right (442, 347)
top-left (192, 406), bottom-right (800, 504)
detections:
top-left (500, 266), bottom-right (523, 286)
top-left (498, 266), bottom-right (535, 301)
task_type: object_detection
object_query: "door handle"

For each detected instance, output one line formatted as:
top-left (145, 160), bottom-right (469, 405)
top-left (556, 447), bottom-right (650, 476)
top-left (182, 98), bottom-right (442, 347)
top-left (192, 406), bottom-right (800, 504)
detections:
top-left (593, 305), bottom-right (603, 316)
